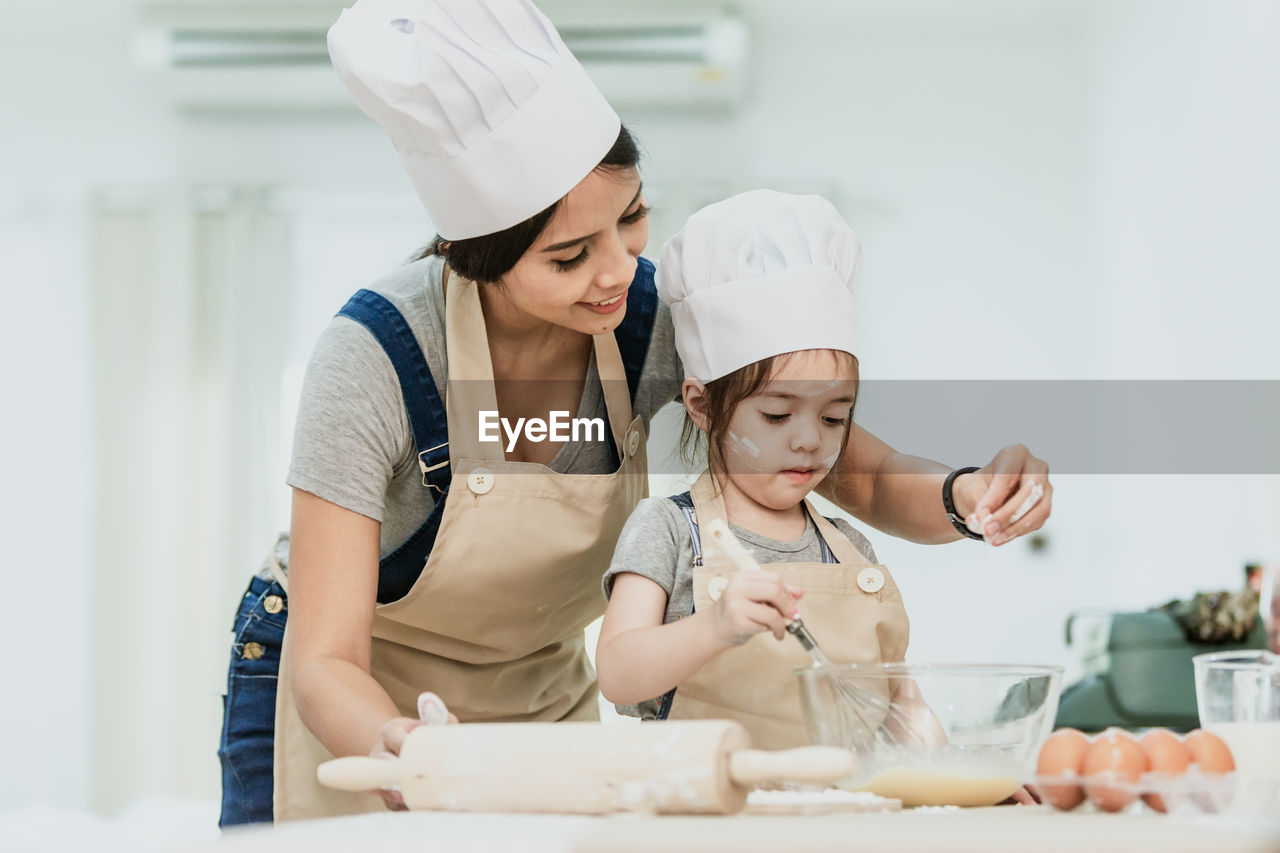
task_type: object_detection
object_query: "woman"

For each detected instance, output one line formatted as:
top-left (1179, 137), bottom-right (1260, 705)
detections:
top-left (218, 0), bottom-right (1052, 825)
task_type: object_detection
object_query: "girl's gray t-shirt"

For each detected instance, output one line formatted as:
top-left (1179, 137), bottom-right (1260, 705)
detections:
top-left (278, 255), bottom-right (684, 570)
top-left (600, 496), bottom-right (878, 720)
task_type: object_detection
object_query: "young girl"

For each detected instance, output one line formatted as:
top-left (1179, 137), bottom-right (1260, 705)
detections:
top-left (596, 190), bottom-right (909, 750)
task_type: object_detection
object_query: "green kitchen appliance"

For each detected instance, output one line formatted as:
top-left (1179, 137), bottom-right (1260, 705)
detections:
top-left (1056, 597), bottom-right (1266, 733)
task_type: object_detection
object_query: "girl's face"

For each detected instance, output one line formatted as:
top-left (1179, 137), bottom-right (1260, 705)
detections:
top-left (718, 350), bottom-right (857, 512)
top-left (496, 167), bottom-right (648, 335)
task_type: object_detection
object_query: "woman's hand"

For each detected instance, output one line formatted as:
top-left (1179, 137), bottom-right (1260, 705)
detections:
top-left (712, 571), bottom-right (804, 647)
top-left (367, 712), bottom-right (459, 811)
top-left (953, 444), bottom-right (1052, 546)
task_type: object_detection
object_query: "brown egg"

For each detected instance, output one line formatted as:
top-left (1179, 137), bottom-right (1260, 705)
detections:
top-left (1183, 729), bottom-right (1235, 774)
top-left (1036, 728), bottom-right (1091, 810)
top-left (1137, 728), bottom-right (1191, 812)
top-left (1083, 728), bottom-right (1148, 812)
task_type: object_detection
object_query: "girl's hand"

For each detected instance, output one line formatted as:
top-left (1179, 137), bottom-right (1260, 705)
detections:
top-left (953, 444), bottom-right (1052, 546)
top-left (368, 712), bottom-right (459, 811)
top-left (712, 571), bottom-right (804, 647)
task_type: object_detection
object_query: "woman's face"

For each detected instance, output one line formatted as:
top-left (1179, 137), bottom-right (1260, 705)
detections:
top-left (497, 168), bottom-right (648, 335)
top-left (719, 350), bottom-right (857, 512)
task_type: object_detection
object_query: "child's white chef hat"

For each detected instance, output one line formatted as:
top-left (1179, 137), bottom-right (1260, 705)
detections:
top-left (328, 0), bottom-right (620, 240)
top-left (659, 189), bottom-right (862, 383)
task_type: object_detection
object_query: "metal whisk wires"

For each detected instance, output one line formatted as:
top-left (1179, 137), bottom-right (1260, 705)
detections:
top-left (786, 618), bottom-right (938, 751)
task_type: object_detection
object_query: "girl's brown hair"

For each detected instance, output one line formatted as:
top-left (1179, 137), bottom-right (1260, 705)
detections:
top-left (679, 350), bottom-right (859, 482)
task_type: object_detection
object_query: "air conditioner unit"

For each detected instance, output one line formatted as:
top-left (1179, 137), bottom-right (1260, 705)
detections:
top-left (134, 2), bottom-right (749, 113)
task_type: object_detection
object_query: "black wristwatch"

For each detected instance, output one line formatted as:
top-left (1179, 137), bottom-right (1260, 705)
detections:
top-left (943, 466), bottom-right (983, 540)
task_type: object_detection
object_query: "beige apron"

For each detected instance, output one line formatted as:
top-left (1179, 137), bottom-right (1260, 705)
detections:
top-left (668, 472), bottom-right (910, 751)
top-left (273, 276), bottom-right (649, 819)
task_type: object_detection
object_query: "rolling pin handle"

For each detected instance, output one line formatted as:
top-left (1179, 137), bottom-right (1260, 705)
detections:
top-left (316, 756), bottom-right (403, 792)
top-left (727, 746), bottom-right (856, 787)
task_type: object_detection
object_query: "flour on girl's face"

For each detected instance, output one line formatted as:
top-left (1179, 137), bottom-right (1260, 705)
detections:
top-left (713, 349), bottom-right (857, 516)
top-left (727, 430), bottom-right (763, 462)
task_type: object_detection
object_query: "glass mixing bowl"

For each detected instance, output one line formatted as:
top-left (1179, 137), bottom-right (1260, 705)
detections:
top-left (795, 662), bottom-right (1063, 807)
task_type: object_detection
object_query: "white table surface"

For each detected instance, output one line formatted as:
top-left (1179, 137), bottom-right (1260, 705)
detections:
top-left (203, 806), bottom-right (1280, 853)
top-left (5, 799), bottom-right (1275, 853)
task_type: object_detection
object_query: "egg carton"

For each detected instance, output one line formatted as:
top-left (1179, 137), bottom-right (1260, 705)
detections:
top-left (1029, 769), bottom-right (1280, 816)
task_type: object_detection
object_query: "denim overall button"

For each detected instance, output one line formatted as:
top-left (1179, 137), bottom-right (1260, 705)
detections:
top-left (856, 567), bottom-right (885, 594)
top-left (626, 430), bottom-right (640, 457)
top-left (242, 642), bottom-right (265, 660)
top-left (263, 595), bottom-right (284, 615)
top-left (707, 576), bottom-right (729, 601)
top-left (467, 469), bottom-right (494, 495)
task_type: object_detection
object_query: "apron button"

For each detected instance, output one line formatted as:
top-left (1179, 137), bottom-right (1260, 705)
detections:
top-left (857, 567), bottom-right (885, 594)
top-left (707, 576), bottom-right (729, 601)
top-left (263, 595), bottom-right (284, 615)
top-left (467, 468), bottom-right (494, 495)
top-left (242, 642), bottom-right (264, 660)
top-left (626, 430), bottom-right (640, 457)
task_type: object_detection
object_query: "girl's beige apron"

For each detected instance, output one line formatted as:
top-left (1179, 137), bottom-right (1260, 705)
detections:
top-left (273, 277), bottom-right (648, 819)
top-left (667, 472), bottom-right (910, 751)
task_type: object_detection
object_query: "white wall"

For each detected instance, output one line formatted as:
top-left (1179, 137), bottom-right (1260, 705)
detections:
top-left (2, 1), bottom-right (169, 814)
top-left (1090, 0), bottom-right (1280, 379)
top-left (2, 0), bottom-right (1276, 815)
top-left (635, 0), bottom-right (1098, 379)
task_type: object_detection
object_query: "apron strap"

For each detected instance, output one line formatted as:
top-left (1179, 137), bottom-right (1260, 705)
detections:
top-left (592, 329), bottom-right (633, 461)
top-left (798, 502), bottom-right (838, 564)
top-left (806, 503), bottom-right (872, 566)
top-left (591, 259), bottom-right (658, 463)
top-left (668, 491), bottom-right (703, 566)
top-left (677, 487), bottom-right (838, 566)
top-left (337, 290), bottom-right (451, 494)
top-left (818, 532), bottom-right (835, 563)
top-left (336, 288), bottom-right (453, 603)
top-left (688, 470), bottom-right (725, 525)
top-left (444, 277), bottom-right (504, 463)
top-left (654, 486), bottom-right (694, 721)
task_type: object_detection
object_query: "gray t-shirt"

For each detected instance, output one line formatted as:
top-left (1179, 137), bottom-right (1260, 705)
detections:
top-left (272, 255), bottom-right (682, 575)
top-left (601, 496), bottom-right (878, 720)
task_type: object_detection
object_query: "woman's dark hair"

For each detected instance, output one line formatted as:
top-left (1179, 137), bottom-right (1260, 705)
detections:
top-left (679, 350), bottom-right (860, 485)
top-left (413, 125), bottom-right (640, 283)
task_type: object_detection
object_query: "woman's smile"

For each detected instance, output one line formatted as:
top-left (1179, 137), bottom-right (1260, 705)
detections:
top-left (580, 288), bottom-right (629, 314)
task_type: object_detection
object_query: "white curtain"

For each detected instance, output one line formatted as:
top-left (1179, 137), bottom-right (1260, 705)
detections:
top-left (90, 186), bottom-right (291, 812)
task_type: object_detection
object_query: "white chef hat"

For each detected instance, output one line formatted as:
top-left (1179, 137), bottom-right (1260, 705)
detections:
top-left (658, 190), bottom-right (862, 383)
top-left (328, 0), bottom-right (621, 240)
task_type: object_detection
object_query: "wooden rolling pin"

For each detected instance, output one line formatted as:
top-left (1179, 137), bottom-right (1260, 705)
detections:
top-left (317, 719), bottom-right (855, 815)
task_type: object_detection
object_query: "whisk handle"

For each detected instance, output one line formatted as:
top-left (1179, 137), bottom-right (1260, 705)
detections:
top-left (785, 619), bottom-right (815, 650)
top-left (786, 619), bottom-right (835, 666)
top-left (727, 746), bottom-right (856, 787)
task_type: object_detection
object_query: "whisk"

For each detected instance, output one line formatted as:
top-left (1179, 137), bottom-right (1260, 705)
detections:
top-left (703, 518), bottom-right (940, 750)
top-left (785, 617), bottom-right (935, 750)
